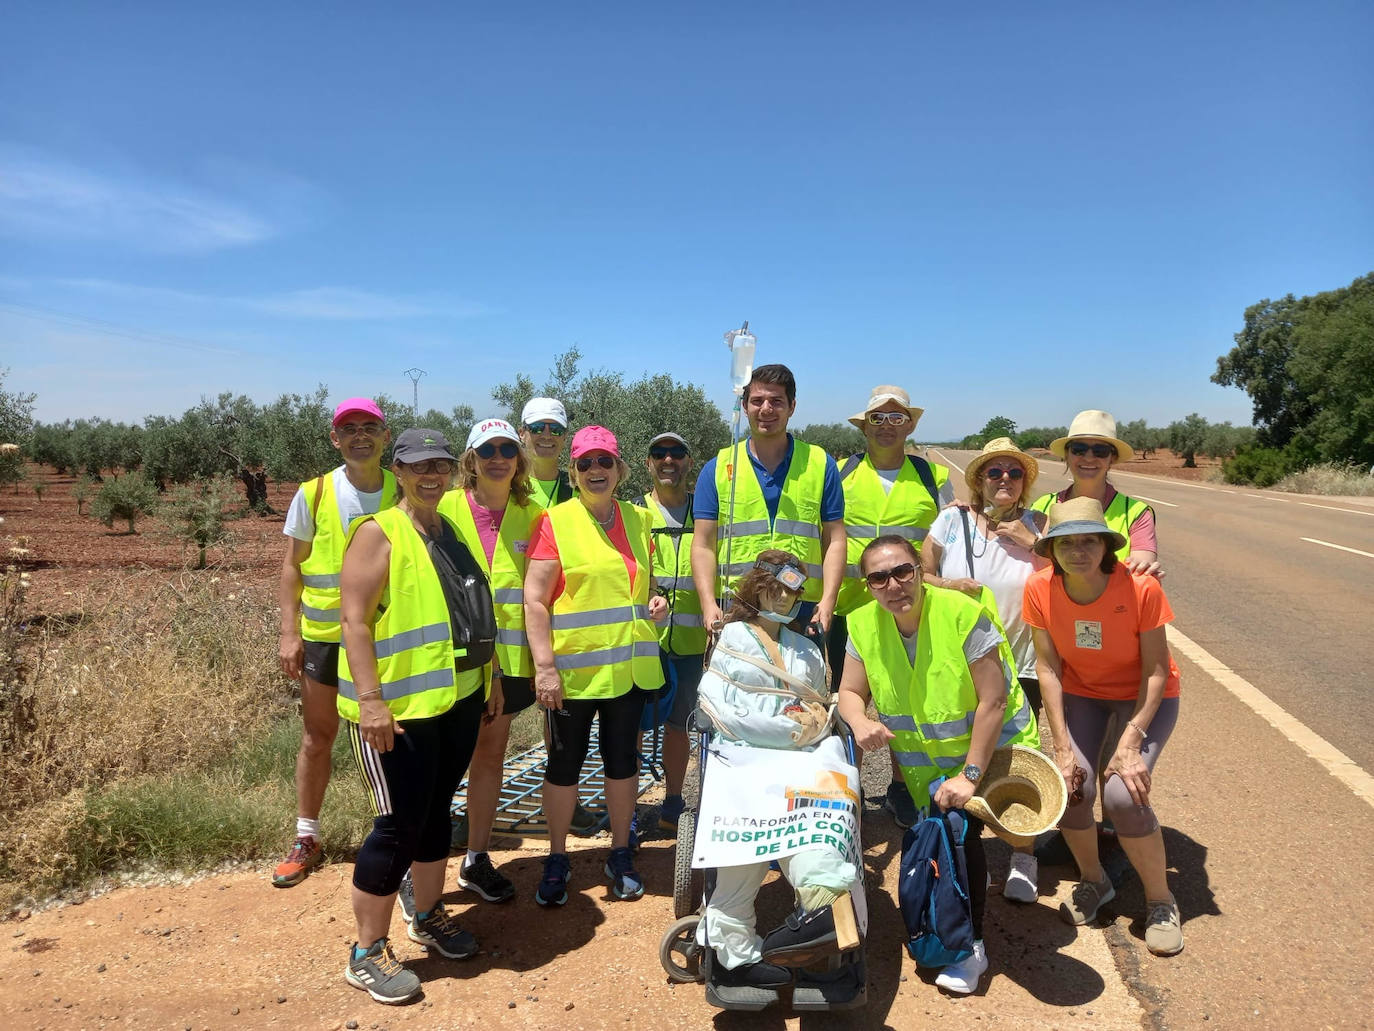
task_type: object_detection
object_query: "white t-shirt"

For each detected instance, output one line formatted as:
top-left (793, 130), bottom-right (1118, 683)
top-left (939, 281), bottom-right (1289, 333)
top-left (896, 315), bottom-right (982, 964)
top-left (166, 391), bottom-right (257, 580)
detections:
top-left (927, 507), bottom-right (1040, 677)
top-left (845, 611), bottom-right (1002, 668)
top-left (282, 466), bottom-right (387, 542)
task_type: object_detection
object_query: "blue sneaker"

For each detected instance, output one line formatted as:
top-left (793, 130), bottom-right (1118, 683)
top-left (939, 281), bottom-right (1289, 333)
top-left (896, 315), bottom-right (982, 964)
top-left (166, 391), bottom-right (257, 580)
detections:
top-left (604, 846), bottom-right (644, 901)
top-left (659, 795), bottom-right (686, 833)
top-left (536, 853), bottom-right (571, 907)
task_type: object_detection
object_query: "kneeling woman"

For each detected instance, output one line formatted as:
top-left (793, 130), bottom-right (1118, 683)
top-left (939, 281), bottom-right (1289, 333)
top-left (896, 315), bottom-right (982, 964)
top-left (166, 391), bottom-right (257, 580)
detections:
top-left (337, 429), bottom-right (496, 1004)
top-left (837, 535), bottom-right (1038, 995)
top-left (697, 550), bottom-right (864, 991)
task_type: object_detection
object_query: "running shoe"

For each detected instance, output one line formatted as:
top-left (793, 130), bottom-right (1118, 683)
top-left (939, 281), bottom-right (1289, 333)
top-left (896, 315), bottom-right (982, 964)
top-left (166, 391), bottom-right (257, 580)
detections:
top-left (1145, 899), bottom-right (1184, 955)
top-left (408, 902), bottom-right (478, 959)
top-left (604, 845), bottom-right (644, 901)
top-left (345, 938), bottom-right (421, 1004)
top-left (1060, 875), bottom-right (1116, 925)
top-left (458, 853), bottom-right (515, 904)
top-left (396, 869), bottom-right (417, 925)
top-left (536, 853), bottom-right (572, 907)
top-left (935, 939), bottom-right (988, 995)
top-left (569, 803), bottom-right (605, 837)
top-left (659, 794), bottom-right (686, 833)
top-left (883, 780), bottom-right (919, 829)
top-left (272, 835), bottom-right (322, 888)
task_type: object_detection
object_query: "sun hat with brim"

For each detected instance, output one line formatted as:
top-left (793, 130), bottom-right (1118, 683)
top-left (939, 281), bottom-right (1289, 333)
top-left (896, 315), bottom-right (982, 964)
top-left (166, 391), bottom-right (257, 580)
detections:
top-left (965, 436), bottom-right (1039, 495)
top-left (964, 745), bottom-right (1068, 848)
top-left (1049, 409), bottom-right (1134, 462)
top-left (1032, 496), bottom-right (1127, 557)
top-left (392, 428), bottom-right (458, 465)
top-left (570, 425), bottom-right (620, 459)
top-left (466, 418), bottom-right (520, 451)
top-left (847, 385), bottom-right (925, 430)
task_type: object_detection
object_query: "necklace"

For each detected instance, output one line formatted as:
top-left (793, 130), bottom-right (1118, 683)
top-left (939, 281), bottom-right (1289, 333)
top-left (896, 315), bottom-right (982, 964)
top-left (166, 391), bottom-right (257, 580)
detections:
top-left (593, 505), bottom-right (616, 529)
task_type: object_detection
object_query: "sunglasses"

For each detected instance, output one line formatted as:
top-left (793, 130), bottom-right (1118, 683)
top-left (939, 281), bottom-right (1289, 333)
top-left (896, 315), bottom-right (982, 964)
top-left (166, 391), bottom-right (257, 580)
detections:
top-left (864, 562), bottom-right (918, 589)
top-left (525, 421), bottom-right (566, 436)
top-left (984, 466), bottom-right (1025, 481)
top-left (867, 411), bottom-right (910, 426)
top-left (649, 445), bottom-right (688, 460)
top-left (401, 458), bottom-right (456, 475)
top-left (335, 422), bottom-right (385, 437)
top-left (475, 441), bottom-right (520, 460)
top-left (1067, 442), bottom-right (1116, 459)
top-left (575, 455), bottom-right (616, 472)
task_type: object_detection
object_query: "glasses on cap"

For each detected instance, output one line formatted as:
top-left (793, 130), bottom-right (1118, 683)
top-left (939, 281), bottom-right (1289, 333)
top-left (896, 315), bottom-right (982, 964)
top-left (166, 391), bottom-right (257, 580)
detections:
top-left (867, 411), bottom-right (911, 426)
top-left (864, 562), bottom-right (918, 589)
top-left (525, 421), bottom-right (566, 436)
top-left (649, 444), bottom-right (688, 460)
top-left (575, 455), bottom-right (616, 472)
top-left (984, 466), bottom-right (1025, 481)
top-left (475, 441), bottom-right (520, 460)
top-left (1067, 442), bottom-right (1115, 459)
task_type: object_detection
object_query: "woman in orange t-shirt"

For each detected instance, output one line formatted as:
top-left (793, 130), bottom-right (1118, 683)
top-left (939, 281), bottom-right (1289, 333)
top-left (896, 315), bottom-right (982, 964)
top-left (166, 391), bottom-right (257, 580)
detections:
top-left (1022, 497), bottom-right (1184, 957)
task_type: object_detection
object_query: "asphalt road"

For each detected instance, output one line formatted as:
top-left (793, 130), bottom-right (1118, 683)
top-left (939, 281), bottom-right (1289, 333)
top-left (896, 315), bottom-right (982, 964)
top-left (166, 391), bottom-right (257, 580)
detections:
top-left (931, 449), bottom-right (1374, 773)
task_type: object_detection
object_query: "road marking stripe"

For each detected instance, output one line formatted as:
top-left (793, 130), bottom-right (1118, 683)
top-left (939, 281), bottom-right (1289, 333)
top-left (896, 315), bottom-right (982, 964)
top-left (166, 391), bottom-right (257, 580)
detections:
top-left (1296, 501), bottom-right (1374, 518)
top-left (1167, 625), bottom-right (1374, 810)
top-left (1300, 537), bottom-right (1374, 559)
top-left (931, 449), bottom-right (965, 475)
top-left (1131, 495), bottom-right (1178, 508)
top-left (1244, 493), bottom-right (1281, 501)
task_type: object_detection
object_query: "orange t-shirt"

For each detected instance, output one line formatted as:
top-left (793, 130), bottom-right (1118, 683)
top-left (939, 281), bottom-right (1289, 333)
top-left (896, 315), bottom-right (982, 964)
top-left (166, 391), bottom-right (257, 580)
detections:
top-left (527, 507), bottom-right (643, 601)
top-left (1022, 565), bottom-right (1181, 700)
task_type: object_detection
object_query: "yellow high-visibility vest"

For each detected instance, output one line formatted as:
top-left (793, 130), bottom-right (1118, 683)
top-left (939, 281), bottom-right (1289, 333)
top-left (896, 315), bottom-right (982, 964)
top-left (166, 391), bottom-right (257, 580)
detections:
top-left (641, 492), bottom-right (707, 656)
top-left (1031, 491), bottom-right (1152, 561)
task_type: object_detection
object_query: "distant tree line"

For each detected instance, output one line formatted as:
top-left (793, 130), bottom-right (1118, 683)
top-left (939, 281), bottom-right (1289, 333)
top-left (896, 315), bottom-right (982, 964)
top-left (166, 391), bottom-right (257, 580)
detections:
top-left (954, 415), bottom-right (1255, 468)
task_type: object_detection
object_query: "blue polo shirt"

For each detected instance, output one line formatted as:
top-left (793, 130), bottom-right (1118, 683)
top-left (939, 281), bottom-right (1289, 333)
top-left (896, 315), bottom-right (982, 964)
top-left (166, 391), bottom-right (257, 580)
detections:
top-left (692, 434), bottom-right (844, 523)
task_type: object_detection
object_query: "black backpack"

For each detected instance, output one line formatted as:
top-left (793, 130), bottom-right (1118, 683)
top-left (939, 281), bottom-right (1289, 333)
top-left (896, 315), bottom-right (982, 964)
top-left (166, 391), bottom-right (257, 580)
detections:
top-left (424, 529), bottom-right (498, 673)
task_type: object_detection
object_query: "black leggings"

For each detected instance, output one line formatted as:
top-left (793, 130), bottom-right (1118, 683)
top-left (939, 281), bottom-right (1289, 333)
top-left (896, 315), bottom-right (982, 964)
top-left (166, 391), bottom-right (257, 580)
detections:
top-left (349, 690), bottom-right (482, 897)
top-left (963, 813), bottom-right (987, 940)
top-left (544, 689), bottom-right (647, 786)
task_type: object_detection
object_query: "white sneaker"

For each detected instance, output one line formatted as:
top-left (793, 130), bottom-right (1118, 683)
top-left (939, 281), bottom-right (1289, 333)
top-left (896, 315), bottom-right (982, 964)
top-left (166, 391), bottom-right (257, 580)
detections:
top-left (1004, 852), bottom-right (1039, 904)
top-left (935, 939), bottom-right (988, 995)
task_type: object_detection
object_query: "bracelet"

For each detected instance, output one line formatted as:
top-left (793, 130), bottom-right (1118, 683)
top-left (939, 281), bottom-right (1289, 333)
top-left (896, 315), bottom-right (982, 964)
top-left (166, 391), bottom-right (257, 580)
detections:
top-left (357, 689), bottom-right (383, 701)
top-left (1127, 720), bottom-right (1147, 739)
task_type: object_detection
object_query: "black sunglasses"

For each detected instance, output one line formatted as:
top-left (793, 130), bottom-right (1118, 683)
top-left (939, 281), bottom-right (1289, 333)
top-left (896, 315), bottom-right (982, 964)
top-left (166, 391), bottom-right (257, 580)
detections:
top-left (475, 441), bottom-right (520, 460)
top-left (864, 562), bottom-right (918, 589)
top-left (575, 455), bottom-right (616, 472)
top-left (983, 466), bottom-right (1025, 481)
top-left (1067, 442), bottom-right (1116, 459)
top-left (525, 421), bottom-right (566, 436)
top-left (649, 445), bottom-right (688, 460)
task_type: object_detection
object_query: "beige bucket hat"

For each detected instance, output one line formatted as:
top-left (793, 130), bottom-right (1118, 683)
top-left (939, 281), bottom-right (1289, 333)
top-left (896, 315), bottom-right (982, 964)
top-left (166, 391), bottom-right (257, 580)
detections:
top-left (964, 436), bottom-right (1040, 495)
top-left (964, 745), bottom-right (1068, 848)
top-left (1049, 410), bottom-right (1134, 462)
top-left (1032, 496), bottom-right (1128, 557)
top-left (847, 385), bottom-right (924, 430)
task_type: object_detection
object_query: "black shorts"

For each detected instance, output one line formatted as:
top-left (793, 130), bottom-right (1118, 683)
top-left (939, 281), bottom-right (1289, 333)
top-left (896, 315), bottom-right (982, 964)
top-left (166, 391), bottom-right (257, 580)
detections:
top-left (302, 641), bottom-right (340, 688)
top-left (498, 675), bottom-right (535, 715)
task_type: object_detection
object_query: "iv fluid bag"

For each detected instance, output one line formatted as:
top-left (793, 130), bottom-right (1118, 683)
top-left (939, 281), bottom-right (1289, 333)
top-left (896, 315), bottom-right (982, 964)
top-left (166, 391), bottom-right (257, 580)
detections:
top-left (727, 329), bottom-right (756, 393)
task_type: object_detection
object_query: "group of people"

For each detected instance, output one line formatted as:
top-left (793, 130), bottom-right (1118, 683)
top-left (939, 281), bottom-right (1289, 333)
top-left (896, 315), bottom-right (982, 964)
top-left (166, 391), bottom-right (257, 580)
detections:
top-left (273, 365), bottom-right (1186, 1006)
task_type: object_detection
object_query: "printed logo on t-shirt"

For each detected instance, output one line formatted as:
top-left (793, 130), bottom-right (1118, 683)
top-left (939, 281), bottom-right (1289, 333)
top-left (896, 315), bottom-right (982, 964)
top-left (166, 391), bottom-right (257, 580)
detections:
top-left (513, 540), bottom-right (529, 554)
top-left (1074, 620), bottom-right (1103, 650)
top-left (1113, 605), bottom-right (1128, 613)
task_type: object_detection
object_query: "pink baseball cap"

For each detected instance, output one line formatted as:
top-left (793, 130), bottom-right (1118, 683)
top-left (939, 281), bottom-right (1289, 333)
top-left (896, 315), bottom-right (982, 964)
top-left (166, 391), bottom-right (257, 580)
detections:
top-left (333, 397), bottom-right (385, 427)
top-left (570, 425), bottom-right (620, 459)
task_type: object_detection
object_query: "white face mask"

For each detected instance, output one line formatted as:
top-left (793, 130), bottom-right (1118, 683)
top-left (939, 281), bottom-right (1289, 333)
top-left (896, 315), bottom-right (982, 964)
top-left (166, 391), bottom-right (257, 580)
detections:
top-left (758, 599), bottom-right (802, 624)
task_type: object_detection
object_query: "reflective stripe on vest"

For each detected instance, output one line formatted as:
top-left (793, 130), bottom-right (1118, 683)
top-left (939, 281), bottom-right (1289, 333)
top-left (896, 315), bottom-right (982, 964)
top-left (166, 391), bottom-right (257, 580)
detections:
top-left (437, 489), bottom-right (539, 677)
top-left (845, 585), bottom-right (1038, 802)
top-left (298, 468), bottom-right (398, 642)
top-left (836, 455), bottom-right (949, 617)
top-left (1031, 490), bottom-right (1151, 561)
top-left (643, 493), bottom-right (707, 656)
top-left (336, 508), bottom-right (483, 723)
top-left (547, 500), bottom-right (665, 699)
top-left (712, 438), bottom-right (828, 603)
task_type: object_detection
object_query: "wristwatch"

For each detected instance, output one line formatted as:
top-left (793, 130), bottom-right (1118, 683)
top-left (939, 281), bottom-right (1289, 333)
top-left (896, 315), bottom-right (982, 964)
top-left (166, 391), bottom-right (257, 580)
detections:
top-left (962, 764), bottom-right (983, 784)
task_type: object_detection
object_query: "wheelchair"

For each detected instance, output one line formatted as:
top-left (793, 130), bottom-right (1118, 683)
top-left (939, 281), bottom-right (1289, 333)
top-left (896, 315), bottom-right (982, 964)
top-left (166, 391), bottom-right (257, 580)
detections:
top-left (657, 707), bottom-right (868, 1012)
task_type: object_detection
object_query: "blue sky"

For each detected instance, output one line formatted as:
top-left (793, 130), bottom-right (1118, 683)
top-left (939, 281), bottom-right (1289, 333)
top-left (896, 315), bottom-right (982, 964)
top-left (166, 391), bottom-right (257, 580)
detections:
top-left (3, 1), bottom-right (1371, 442)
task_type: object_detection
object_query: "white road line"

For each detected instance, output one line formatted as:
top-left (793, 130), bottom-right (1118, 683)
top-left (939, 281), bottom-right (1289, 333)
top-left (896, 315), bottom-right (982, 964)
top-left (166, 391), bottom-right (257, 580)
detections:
top-left (1297, 501), bottom-right (1374, 518)
top-left (1131, 495), bottom-right (1179, 508)
top-left (1300, 537), bottom-right (1374, 559)
top-left (1244, 493), bottom-right (1282, 501)
top-left (1167, 625), bottom-right (1374, 810)
top-left (931, 449), bottom-right (965, 475)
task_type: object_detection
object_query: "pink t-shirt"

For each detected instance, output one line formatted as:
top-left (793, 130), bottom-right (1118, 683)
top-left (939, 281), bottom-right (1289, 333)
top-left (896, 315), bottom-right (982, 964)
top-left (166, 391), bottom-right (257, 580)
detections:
top-left (528, 507), bottom-right (644, 602)
top-left (464, 491), bottom-right (505, 567)
top-left (1045, 483), bottom-right (1157, 555)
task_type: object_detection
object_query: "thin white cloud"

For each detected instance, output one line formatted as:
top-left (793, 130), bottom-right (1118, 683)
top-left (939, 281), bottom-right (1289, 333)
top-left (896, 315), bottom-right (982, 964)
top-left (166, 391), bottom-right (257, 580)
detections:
top-left (0, 146), bottom-right (273, 252)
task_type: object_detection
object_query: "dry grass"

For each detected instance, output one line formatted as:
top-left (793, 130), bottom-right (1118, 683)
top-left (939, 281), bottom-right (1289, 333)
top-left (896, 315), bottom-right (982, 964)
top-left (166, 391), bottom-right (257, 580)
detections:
top-left (1273, 463), bottom-right (1374, 496)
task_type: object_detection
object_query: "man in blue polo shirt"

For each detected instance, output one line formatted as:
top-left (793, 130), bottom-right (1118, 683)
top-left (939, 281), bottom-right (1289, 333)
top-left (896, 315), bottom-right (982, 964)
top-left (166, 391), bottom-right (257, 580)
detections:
top-left (691, 364), bottom-right (846, 633)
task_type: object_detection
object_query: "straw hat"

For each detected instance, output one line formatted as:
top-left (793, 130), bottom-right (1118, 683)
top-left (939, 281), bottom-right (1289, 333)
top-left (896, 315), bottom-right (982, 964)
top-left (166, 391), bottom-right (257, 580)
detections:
top-left (1049, 410), bottom-right (1134, 462)
top-left (847, 385), bottom-right (924, 430)
top-left (1032, 496), bottom-right (1127, 557)
top-left (964, 437), bottom-right (1039, 495)
top-left (964, 745), bottom-right (1067, 848)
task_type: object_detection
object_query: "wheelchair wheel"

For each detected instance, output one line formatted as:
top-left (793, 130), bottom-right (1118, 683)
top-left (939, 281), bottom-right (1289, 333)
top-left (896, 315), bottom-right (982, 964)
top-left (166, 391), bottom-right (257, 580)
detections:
top-left (673, 809), bottom-right (701, 919)
top-left (659, 915), bottom-right (704, 983)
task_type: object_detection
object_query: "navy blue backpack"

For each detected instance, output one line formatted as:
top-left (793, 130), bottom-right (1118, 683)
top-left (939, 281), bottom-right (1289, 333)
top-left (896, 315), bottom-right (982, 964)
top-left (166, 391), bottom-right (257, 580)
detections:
top-left (898, 808), bottom-right (975, 968)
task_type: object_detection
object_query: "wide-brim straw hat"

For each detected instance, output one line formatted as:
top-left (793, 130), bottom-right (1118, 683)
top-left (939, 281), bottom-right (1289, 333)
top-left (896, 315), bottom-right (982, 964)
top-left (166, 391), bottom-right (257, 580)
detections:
top-left (1049, 410), bottom-right (1134, 462)
top-left (847, 385), bottom-right (925, 430)
top-left (964, 745), bottom-right (1067, 848)
top-left (1032, 496), bottom-right (1128, 557)
top-left (965, 436), bottom-right (1040, 495)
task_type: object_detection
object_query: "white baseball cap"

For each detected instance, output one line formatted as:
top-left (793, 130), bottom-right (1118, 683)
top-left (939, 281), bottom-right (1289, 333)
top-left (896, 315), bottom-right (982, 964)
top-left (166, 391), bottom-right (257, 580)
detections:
top-left (466, 418), bottom-right (520, 450)
top-left (520, 397), bottom-right (568, 428)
